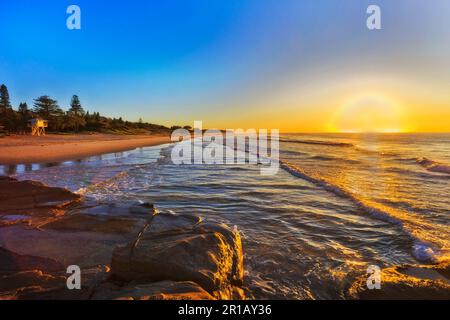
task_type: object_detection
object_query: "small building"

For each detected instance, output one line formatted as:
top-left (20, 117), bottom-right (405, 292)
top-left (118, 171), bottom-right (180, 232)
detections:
top-left (28, 118), bottom-right (48, 136)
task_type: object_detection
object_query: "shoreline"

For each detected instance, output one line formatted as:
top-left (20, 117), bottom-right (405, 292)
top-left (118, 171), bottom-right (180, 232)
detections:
top-left (1, 140), bottom-right (450, 299)
top-left (1, 176), bottom-right (449, 300)
top-left (0, 133), bottom-right (172, 165)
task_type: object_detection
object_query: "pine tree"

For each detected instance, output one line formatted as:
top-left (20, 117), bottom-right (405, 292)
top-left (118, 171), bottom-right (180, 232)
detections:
top-left (94, 112), bottom-right (101, 129)
top-left (0, 84), bottom-right (15, 132)
top-left (18, 102), bottom-right (31, 133)
top-left (68, 95), bottom-right (86, 132)
top-left (18, 102), bottom-right (28, 114)
top-left (33, 95), bottom-right (63, 131)
top-left (33, 96), bottom-right (60, 118)
top-left (69, 95), bottom-right (85, 116)
top-left (0, 84), bottom-right (12, 114)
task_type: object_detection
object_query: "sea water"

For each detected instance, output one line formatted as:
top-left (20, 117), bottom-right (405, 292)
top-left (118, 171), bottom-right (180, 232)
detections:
top-left (3, 133), bottom-right (449, 299)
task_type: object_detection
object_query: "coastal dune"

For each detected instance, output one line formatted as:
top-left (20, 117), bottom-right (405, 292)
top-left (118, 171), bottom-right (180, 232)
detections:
top-left (0, 134), bottom-right (171, 165)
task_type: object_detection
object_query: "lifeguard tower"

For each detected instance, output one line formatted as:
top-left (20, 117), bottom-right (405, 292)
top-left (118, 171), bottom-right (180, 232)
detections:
top-left (28, 118), bottom-right (48, 136)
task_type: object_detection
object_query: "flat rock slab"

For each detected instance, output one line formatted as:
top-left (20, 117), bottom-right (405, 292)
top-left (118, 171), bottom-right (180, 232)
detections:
top-left (91, 280), bottom-right (214, 300)
top-left (0, 270), bottom-right (66, 299)
top-left (111, 212), bottom-right (245, 299)
top-left (0, 247), bottom-right (63, 274)
top-left (40, 214), bottom-right (147, 235)
top-left (348, 263), bottom-right (450, 300)
top-left (1, 265), bottom-right (109, 300)
top-left (0, 176), bottom-right (81, 220)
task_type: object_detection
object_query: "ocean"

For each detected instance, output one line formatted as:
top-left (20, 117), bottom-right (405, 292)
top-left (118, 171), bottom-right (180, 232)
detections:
top-left (2, 133), bottom-right (449, 299)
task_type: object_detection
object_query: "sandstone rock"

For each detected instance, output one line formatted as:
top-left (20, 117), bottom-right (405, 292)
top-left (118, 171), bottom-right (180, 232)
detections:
top-left (0, 176), bottom-right (81, 215)
top-left (41, 214), bottom-right (146, 235)
top-left (0, 179), bottom-right (248, 301)
top-left (0, 270), bottom-right (65, 293)
top-left (0, 215), bottom-right (32, 228)
top-left (140, 212), bottom-right (202, 237)
top-left (91, 280), bottom-right (214, 300)
top-left (128, 202), bottom-right (158, 216)
top-left (0, 271), bottom-right (67, 301)
top-left (0, 247), bottom-right (65, 299)
top-left (194, 222), bottom-right (244, 286)
top-left (0, 247), bottom-right (63, 274)
top-left (8, 265), bottom-right (110, 300)
top-left (111, 212), bottom-right (245, 299)
top-left (348, 262), bottom-right (450, 300)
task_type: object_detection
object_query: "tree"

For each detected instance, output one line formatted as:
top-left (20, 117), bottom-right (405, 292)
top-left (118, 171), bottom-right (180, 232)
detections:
top-left (0, 84), bottom-right (12, 113)
top-left (68, 95), bottom-right (86, 132)
top-left (33, 96), bottom-right (60, 118)
top-left (69, 95), bottom-right (84, 115)
top-left (84, 111), bottom-right (101, 130)
top-left (137, 118), bottom-right (146, 129)
top-left (0, 84), bottom-right (15, 132)
top-left (17, 102), bottom-right (31, 133)
top-left (33, 95), bottom-right (63, 131)
top-left (0, 84), bottom-right (172, 134)
top-left (18, 102), bottom-right (28, 114)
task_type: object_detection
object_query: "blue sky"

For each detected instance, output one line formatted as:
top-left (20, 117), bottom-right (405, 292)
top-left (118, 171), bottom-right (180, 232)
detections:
top-left (1, 0), bottom-right (450, 131)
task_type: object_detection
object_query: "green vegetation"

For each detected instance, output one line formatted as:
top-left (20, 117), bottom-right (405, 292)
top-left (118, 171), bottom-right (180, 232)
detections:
top-left (0, 84), bottom-right (172, 136)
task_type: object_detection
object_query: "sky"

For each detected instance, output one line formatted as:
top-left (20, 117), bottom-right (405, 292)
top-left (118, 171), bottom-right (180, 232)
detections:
top-left (1, 0), bottom-right (450, 132)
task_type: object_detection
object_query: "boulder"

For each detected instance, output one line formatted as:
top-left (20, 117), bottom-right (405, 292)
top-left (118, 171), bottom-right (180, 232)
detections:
top-left (111, 212), bottom-right (245, 299)
top-left (0, 176), bottom-right (81, 214)
top-left (0, 176), bottom-right (82, 230)
top-left (140, 212), bottom-right (202, 236)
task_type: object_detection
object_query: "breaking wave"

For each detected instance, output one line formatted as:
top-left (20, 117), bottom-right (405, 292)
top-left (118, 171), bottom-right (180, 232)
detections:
top-left (280, 161), bottom-right (450, 264)
top-left (309, 155), bottom-right (361, 164)
top-left (416, 157), bottom-right (450, 175)
top-left (280, 139), bottom-right (354, 147)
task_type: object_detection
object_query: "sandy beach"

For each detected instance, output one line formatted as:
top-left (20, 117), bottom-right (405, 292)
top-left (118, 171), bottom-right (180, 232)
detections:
top-left (0, 134), bottom-right (171, 165)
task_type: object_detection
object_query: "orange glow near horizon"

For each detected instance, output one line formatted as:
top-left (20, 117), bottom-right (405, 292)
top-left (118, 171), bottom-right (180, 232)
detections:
top-left (191, 74), bottom-right (450, 133)
top-left (328, 94), bottom-right (408, 133)
top-left (162, 84), bottom-right (450, 133)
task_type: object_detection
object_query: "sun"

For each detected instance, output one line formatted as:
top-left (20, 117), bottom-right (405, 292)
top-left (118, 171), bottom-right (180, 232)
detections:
top-left (329, 94), bottom-right (407, 133)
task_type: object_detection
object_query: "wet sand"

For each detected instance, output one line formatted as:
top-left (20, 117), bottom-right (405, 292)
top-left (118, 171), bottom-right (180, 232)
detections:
top-left (0, 134), bottom-right (171, 165)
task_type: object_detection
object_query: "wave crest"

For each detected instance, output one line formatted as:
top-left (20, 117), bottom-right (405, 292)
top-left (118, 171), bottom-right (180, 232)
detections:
top-left (280, 161), bottom-right (450, 263)
top-left (280, 139), bottom-right (354, 147)
top-left (416, 157), bottom-right (450, 175)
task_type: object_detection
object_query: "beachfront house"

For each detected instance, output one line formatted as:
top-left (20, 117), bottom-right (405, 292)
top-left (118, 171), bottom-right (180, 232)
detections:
top-left (28, 118), bottom-right (48, 136)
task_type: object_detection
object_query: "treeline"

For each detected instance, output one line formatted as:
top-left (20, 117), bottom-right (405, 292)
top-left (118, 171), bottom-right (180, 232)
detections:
top-left (0, 84), bottom-right (173, 135)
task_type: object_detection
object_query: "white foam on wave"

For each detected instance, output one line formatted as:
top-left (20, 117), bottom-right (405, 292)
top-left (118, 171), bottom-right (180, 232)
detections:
top-left (413, 242), bottom-right (441, 263)
top-left (280, 161), bottom-right (449, 264)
